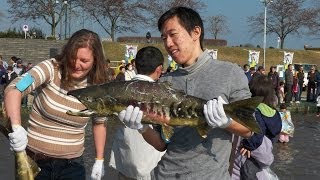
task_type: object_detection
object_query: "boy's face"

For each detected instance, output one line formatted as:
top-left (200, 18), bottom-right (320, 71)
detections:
top-left (160, 16), bottom-right (201, 67)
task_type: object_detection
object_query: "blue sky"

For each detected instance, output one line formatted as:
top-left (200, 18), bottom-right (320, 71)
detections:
top-left (0, 0), bottom-right (319, 50)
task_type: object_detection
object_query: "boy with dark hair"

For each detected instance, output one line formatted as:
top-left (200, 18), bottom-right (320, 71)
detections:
top-left (110, 46), bottom-right (165, 179)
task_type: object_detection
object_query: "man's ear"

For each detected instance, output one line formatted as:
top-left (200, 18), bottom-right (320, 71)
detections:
top-left (192, 26), bottom-right (201, 41)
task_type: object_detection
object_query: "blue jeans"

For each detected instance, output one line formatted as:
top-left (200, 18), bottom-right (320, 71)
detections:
top-left (35, 156), bottom-right (85, 180)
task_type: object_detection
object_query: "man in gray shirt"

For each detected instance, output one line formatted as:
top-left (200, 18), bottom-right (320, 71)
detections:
top-left (118, 7), bottom-right (252, 179)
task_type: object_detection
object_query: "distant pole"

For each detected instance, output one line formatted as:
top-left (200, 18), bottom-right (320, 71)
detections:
top-left (261, 0), bottom-right (272, 69)
top-left (64, 1), bottom-right (68, 39)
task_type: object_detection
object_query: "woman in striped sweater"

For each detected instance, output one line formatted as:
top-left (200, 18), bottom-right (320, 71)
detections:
top-left (4, 29), bottom-right (109, 180)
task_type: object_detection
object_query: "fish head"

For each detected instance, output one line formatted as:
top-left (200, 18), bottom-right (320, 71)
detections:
top-left (67, 85), bottom-right (118, 116)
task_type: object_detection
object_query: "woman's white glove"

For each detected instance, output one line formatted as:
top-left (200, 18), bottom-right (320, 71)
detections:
top-left (91, 159), bottom-right (105, 180)
top-left (8, 125), bottom-right (28, 152)
top-left (203, 96), bottom-right (232, 128)
top-left (118, 105), bottom-right (148, 133)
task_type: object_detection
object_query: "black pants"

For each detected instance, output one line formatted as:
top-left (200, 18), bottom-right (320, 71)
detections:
top-left (240, 158), bottom-right (260, 180)
top-left (0, 132), bottom-right (15, 180)
top-left (285, 84), bottom-right (293, 103)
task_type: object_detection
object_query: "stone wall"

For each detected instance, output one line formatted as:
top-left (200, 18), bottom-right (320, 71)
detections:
top-left (0, 38), bottom-right (66, 65)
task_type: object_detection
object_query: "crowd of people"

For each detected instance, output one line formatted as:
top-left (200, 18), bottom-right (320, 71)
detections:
top-left (0, 5), bottom-right (319, 180)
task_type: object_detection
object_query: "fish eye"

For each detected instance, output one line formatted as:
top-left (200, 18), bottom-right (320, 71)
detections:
top-left (84, 96), bottom-right (93, 102)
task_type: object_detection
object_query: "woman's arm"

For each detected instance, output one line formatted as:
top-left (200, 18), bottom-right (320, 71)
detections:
top-left (92, 123), bottom-right (107, 159)
top-left (4, 88), bottom-right (22, 125)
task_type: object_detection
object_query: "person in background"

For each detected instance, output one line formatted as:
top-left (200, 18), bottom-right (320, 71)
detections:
top-left (278, 81), bottom-right (285, 104)
top-left (110, 46), bottom-right (165, 180)
top-left (4, 29), bottom-right (109, 180)
top-left (115, 66), bottom-right (126, 81)
top-left (315, 69), bottom-right (320, 99)
top-left (284, 64), bottom-right (294, 105)
top-left (130, 58), bottom-right (138, 74)
top-left (316, 94), bottom-right (320, 117)
top-left (115, 60), bottom-right (126, 76)
top-left (243, 64), bottom-right (249, 73)
top-left (232, 75), bottom-right (282, 180)
top-left (307, 66), bottom-right (316, 102)
top-left (13, 59), bottom-right (24, 76)
top-left (292, 75), bottom-right (300, 103)
top-left (245, 67), bottom-right (256, 84)
top-left (296, 65), bottom-right (305, 102)
top-left (278, 103), bottom-right (294, 143)
top-left (105, 59), bottom-right (115, 81)
top-left (124, 63), bottom-right (136, 81)
top-left (268, 66), bottom-right (280, 103)
top-left (249, 66), bottom-right (265, 87)
top-left (118, 6), bottom-right (252, 179)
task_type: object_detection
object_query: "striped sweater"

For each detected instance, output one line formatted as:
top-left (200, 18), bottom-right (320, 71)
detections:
top-left (5, 59), bottom-right (105, 159)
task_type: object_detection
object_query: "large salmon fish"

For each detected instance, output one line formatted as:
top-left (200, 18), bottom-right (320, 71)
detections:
top-left (0, 123), bottom-right (40, 180)
top-left (67, 81), bottom-right (262, 141)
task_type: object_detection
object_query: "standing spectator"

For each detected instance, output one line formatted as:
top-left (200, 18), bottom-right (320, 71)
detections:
top-left (316, 94), bottom-right (320, 117)
top-left (124, 63), bottom-right (136, 81)
top-left (105, 59), bottom-right (115, 81)
top-left (296, 65), bottom-right (305, 101)
top-left (110, 46), bottom-right (165, 179)
top-left (268, 66), bottom-right (280, 103)
top-left (278, 81), bottom-right (285, 104)
top-left (115, 60), bottom-right (126, 76)
top-left (307, 66), bottom-right (316, 102)
top-left (315, 69), bottom-right (320, 98)
top-left (0, 55), bottom-right (8, 69)
top-left (115, 66), bottom-right (125, 81)
top-left (245, 67), bottom-right (255, 84)
top-left (292, 76), bottom-right (300, 103)
top-left (284, 64), bottom-right (294, 104)
top-left (243, 64), bottom-right (249, 73)
top-left (118, 6), bottom-right (252, 179)
top-left (4, 29), bottom-right (108, 180)
top-left (13, 59), bottom-right (24, 76)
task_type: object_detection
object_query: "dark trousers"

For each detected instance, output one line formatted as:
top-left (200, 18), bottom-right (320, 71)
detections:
top-left (35, 156), bottom-right (85, 180)
top-left (240, 158), bottom-right (260, 180)
top-left (0, 132), bottom-right (15, 180)
top-left (298, 83), bottom-right (303, 101)
top-left (307, 83), bottom-right (316, 101)
top-left (285, 84), bottom-right (293, 103)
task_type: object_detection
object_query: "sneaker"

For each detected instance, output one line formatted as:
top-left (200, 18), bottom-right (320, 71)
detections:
top-left (295, 101), bottom-right (300, 104)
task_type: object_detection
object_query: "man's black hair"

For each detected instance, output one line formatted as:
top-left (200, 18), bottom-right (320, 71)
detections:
top-left (158, 6), bottom-right (204, 50)
top-left (135, 46), bottom-right (164, 75)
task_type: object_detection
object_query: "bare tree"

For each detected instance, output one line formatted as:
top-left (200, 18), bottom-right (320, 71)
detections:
top-left (143, 0), bottom-right (206, 27)
top-left (207, 15), bottom-right (230, 39)
top-left (306, 0), bottom-right (320, 38)
top-left (78, 0), bottom-right (149, 42)
top-left (6, 0), bottom-right (73, 37)
top-left (247, 0), bottom-right (316, 49)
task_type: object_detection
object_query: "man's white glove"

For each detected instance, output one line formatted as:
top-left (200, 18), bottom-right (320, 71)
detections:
top-left (8, 125), bottom-right (28, 152)
top-left (118, 105), bottom-right (148, 133)
top-left (91, 159), bottom-right (105, 180)
top-left (203, 96), bottom-right (232, 128)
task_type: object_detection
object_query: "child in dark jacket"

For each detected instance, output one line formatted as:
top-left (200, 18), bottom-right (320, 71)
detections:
top-left (231, 75), bottom-right (282, 180)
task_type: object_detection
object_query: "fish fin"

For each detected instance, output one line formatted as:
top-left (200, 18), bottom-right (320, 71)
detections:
top-left (161, 125), bottom-right (174, 143)
top-left (224, 96), bottom-right (263, 134)
top-left (195, 124), bottom-right (210, 138)
top-left (66, 109), bottom-right (97, 117)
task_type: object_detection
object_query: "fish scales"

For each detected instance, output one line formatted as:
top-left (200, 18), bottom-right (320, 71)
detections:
top-left (67, 80), bottom-right (262, 141)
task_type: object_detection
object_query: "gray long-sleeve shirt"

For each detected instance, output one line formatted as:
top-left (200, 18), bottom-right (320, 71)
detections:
top-left (152, 50), bottom-right (251, 180)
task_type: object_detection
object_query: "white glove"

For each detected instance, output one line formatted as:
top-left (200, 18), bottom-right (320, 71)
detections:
top-left (203, 96), bottom-right (232, 128)
top-left (91, 159), bottom-right (105, 180)
top-left (118, 105), bottom-right (148, 132)
top-left (8, 125), bottom-right (28, 152)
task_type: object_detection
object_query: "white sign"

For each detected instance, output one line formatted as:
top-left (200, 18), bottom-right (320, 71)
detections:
top-left (22, 25), bottom-right (29, 32)
top-left (248, 50), bottom-right (260, 68)
top-left (208, 49), bottom-right (218, 60)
